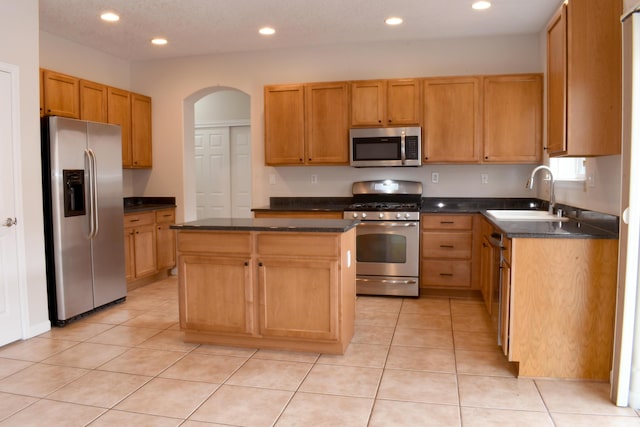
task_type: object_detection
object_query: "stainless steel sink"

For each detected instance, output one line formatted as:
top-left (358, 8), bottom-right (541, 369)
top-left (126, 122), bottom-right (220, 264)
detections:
top-left (486, 209), bottom-right (569, 222)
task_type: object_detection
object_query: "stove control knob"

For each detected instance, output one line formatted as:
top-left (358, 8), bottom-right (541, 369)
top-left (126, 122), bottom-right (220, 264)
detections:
top-left (378, 213), bottom-right (384, 219)
top-left (405, 213), bottom-right (411, 219)
top-left (361, 213), bottom-right (367, 219)
top-left (396, 213), bottom-right (402, 219)
top-left (352, 212), bottom-right (359, 219)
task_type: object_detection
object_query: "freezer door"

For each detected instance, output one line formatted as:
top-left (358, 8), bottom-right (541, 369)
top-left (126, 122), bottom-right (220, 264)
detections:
top-left (48, 117), bottom-right (94, 320)
top-left (87, 121), bottom-right (127, 307)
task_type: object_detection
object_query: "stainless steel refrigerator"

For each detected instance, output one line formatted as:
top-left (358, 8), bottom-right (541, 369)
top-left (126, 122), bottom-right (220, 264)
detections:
top-left (41, 116), bottom-right (126, 326)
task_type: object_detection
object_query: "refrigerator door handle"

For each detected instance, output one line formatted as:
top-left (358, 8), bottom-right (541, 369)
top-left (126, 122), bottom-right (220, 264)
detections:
top-left (85, 148), bottom-right (99, 239)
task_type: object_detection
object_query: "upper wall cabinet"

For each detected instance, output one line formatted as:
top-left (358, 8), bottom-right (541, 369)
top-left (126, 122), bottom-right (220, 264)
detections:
top-left (351, 79), bottom-right (421, 127)
top-left (422, 76), bottom-right (481, 163)
top-left (483, 74), bottom-right (543, 163)
top-left (546, 0), bottom-right (622, 157)
top-left (79, 79), bottom-right (108, 122)
top-left (41, 68), bottom-right (153, 169)
top-left (264, 82), bottom-right (350, 166)
top-left (41, 69), bottom-right (80, 118)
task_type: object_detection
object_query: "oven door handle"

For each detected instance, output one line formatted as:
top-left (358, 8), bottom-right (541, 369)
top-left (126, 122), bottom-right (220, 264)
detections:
top-left (357, 222), bottom-right (418, 228)
top-left (400, 129), bottom-right (407, 165)
top-left (357, 278), bottom-right (418, 285)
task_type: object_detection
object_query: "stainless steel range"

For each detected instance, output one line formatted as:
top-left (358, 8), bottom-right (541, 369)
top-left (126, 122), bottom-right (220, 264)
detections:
top-left (344, 180), bottom-right (422, 297)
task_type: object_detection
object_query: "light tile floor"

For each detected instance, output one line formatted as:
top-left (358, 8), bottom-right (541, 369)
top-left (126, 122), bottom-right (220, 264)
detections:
top-left (1, 276), bottom-right (639, 426)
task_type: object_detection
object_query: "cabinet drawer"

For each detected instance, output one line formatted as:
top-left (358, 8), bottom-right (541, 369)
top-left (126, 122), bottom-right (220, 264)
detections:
top-left (422, 232), bottom-right (472, 259)
top-left (257, 233), bottom-right (338, 257)
top-left (421, 214), bottom-right (473, 230)
top-left (155, 209), bottom-right (176, 224)
top-left (177, 231), bottom-right (251, 255)
top-left (124, 211), bottom-right (155, 227)
top-left (421, 260), bottom-right (471, 288)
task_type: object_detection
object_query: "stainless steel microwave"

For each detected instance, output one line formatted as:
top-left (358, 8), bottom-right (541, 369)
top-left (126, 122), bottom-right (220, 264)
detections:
top-left (349, 127), bottom-right (422, 167)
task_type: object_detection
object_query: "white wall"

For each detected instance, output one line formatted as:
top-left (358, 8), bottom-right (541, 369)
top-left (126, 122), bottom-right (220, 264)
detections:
top-left (195, 90), bottom-right (250, 123)
top-left (1, 0), bottom-right (49, 336)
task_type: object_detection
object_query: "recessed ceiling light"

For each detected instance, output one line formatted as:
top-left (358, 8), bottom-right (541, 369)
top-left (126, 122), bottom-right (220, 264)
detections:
top-left (385, 17), bottom-right (403, 26)
top-left (472, 1), bottom-right (492, 10)
top-left (259, 27), bottom-right (276, 36)
top-left (100, 12), bottom-right (120, 22)
top-left (151, 38), bottom-right (168, 46)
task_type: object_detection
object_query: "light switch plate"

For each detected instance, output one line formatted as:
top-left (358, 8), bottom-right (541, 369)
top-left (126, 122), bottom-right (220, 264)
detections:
top-left (431, 172), bottom-right (439, 184)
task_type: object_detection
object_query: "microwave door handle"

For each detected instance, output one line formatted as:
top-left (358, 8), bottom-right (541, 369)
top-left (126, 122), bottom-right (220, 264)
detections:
top-left (400, 130), bottom-right (406, 165)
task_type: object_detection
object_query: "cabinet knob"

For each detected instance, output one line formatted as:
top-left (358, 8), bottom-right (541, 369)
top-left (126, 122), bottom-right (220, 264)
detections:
top-left (484, 156), bottom-right (489, 160)
top-left (244, 261), bottom-right (249, 266)
top-left (259, 262), bottom-right (263, 267)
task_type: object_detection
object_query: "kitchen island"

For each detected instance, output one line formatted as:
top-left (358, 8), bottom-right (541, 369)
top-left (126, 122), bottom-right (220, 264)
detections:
top-left (170, 218), bottom-right (358, 354)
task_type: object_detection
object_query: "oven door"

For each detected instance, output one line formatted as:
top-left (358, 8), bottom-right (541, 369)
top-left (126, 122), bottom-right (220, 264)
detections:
top-left (354, 220), bottom-right (419, 277)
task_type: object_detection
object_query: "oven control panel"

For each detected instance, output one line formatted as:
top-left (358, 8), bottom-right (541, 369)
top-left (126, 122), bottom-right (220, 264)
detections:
top-left (344, 211), bottom-right (420, 221)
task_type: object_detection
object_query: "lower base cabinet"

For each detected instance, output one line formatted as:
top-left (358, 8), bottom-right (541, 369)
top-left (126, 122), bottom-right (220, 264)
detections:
top-left (176, 229), bottom-right (356, 354)
top-left (503, 237), bottom-right (618, 380)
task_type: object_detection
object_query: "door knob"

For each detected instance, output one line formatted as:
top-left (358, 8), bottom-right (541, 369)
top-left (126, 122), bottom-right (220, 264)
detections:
top-left (2, 217), bottom-right (17, 227)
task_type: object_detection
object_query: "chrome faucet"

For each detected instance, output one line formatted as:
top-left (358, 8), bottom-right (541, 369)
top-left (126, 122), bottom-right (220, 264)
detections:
top-left (526, 165), bottom-right (555, 214)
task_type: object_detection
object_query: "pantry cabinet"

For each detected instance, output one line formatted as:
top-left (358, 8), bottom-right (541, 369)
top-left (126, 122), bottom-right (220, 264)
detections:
top-left (264, 82), bottom-right (349, 165)
top-left (41, 69), bottom-right (80, 118)
top-left (482, 74), bottom-right (543, 163)
top-left (422, 76), bottom-right (481, 163)
top-left (350, 78), bottom-right (421, 127)
top-left (420, 214), bottom-right (477, 290)
top-left (79, 80), bottom-right (108, 122)
top-left (546, 0), bottom-right (622, 156)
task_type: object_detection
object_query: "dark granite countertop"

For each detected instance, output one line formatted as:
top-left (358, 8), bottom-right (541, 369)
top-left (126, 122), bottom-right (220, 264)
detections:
top-left (251, 196), bottom-right (618, 239)
top-left (171, 218), bottom-right (359, 233)
top-left (252, 197), bottom-right (352, 213)
top-left (124, 197), bottom-right (176, 213)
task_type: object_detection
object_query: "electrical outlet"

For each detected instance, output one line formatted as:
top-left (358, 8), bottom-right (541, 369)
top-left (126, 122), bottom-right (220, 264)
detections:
top-left (587, 173), bottom-right (596, 188)
top-left (311, 174), bottom-right (318, 184)
top-left (269, 174), bottom-right (276, 185)
top-left (431, 172), bottom-right (439, 184)
top-left (481, 173), bottom-right (489, 184)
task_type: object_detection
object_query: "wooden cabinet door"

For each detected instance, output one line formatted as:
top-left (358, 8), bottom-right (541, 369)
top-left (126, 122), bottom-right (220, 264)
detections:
top-left (386, 78), bottom-right (421, 125)
top-left (483, 74), bottom-right (542, 163)
top-left (304, 82), bottom-right (350, 165)
top-left (131, 93), bottom-right (153, 168)
top-left (546, 5), bottom-right (567, 156)
top-left (479, 236), bottom-right (496, 313)
top-left (107, 87), bottom-right (132, 167)
top-left (563, 0), bottom-right (622, 156)
top-left (500, 254), bottom-right (511, 358)
top-left (79, 80), bottom-right (107, 122)
top-left (264, 84), bottom-right (305, 165)
top-left (258, 257), bottom-right (339, 340)
top-left (42, 70), bottom-right (79, 118)
top-left (423, 77), bottom-right (481, 163)
top-left (350, 80), bottom-right (385, 126)
top-left (124, 228), bottom-right (135, 282)
top-left (156, 208), bottom-right (176, 271)
top-left (133, 224), bottom-right (156, 279)
top-left (179, 255), bottom-right (254, 334)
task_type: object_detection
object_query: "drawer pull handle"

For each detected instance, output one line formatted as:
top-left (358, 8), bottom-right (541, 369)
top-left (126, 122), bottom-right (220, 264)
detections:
top-left (129, 219), bottom-right (140, 222)
top-left (163, 214), bottom-right (172, 217)
top-left (440, 245), bottom-right (454, 248)
top-left (439, 273), bottom-right (453, 277)
top-left (440, 221), bottom-right (455, 224)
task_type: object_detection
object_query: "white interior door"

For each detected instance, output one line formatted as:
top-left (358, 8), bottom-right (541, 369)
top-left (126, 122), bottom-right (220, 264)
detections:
top-left (195, 127), bottom-right (231, 218)
top-left (195, 125), bottom-right (252, 219)
top-left (230, 126), bottom-right (252, 218)
top-left (0, 63), bottom-right (23, 346)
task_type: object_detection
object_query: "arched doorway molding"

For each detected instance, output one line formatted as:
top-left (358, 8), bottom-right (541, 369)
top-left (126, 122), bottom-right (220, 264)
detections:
top-left (182, 86), bottom-right (251, 222)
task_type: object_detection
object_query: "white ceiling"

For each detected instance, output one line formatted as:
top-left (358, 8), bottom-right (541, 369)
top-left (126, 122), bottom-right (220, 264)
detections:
top-left (39, 0), bottom-right (562, 62)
